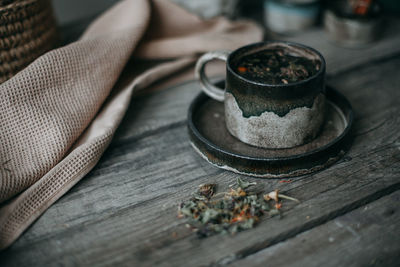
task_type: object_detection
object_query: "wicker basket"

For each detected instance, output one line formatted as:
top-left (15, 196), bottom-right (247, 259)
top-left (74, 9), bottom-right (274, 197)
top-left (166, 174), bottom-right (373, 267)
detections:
top-left (0, 0), bottom-right (59, 83)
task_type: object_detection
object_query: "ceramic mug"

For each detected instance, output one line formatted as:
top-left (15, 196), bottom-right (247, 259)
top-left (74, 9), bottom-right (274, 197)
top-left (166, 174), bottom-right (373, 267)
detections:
top-left (195, 41), bottom-right (326, 149)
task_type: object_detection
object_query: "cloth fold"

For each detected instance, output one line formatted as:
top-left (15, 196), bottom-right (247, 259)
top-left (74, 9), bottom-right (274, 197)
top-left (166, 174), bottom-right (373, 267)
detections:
top-left (0, 0), bottom-right (262, 249)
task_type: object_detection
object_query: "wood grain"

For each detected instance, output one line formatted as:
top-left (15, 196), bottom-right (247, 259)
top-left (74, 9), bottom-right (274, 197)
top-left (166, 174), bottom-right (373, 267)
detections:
top-left (231, 191), bottom-right (400, 267)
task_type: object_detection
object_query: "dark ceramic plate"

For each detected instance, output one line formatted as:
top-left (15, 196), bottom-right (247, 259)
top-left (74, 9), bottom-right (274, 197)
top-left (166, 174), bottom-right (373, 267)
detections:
top-left (188, 82), bottom-right (353, 178)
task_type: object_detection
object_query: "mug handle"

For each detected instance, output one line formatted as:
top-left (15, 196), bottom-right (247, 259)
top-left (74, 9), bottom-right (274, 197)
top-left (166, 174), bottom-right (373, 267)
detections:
top-left (195, 51), bottom-right (230, 102)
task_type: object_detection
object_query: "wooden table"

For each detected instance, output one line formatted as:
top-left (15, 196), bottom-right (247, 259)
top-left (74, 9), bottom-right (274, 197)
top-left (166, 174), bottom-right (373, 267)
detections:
top-left (1, 19), bottom-right (400, 267)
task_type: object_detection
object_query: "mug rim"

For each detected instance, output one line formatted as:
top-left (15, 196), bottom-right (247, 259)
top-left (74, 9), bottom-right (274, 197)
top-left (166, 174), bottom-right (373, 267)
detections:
top-left (226, 41), bottom-right (326, 88)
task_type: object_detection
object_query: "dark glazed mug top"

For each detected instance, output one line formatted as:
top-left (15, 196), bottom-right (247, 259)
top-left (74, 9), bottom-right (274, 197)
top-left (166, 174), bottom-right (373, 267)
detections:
top-left (226, 41), bottom-right (326, 118)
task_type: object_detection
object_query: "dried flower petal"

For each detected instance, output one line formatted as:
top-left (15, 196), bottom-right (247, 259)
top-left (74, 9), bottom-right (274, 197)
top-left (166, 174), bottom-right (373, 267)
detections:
top-left (264, 189), bottom-right (279, 202)
top-left (238, 66), bottom-right (247, 73)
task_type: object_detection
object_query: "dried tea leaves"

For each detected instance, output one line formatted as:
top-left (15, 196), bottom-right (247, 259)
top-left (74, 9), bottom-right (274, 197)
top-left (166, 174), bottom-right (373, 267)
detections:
top-left (178, 178), bottom-right (299, 238)
top-left (234, 48), bottom-right (320, 84)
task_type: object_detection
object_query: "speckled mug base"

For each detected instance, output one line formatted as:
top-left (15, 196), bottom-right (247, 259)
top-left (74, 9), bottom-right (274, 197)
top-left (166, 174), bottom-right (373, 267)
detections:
top-left (224, 92), bottom-right (326, 148)
top-left (188, 82), bottom-right (353, 178)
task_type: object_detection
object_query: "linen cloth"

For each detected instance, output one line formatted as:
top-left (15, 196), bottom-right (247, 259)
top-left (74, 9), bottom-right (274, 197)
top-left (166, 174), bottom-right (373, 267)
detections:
top-left (0, 0), bottom-right (262, 249)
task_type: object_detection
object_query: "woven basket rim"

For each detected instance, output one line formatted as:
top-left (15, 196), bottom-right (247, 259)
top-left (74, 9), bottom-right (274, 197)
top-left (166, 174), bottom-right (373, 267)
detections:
top-left (0, 7), bottom-right (52, 39)
top-left (0, 23), bottom-right (57, 71)
top-left (0, 0), bottom-right (58, 84)
top-left (0, 0), bottom-right (49, 15)
top-left (0, 0), bottom-right (40, 10)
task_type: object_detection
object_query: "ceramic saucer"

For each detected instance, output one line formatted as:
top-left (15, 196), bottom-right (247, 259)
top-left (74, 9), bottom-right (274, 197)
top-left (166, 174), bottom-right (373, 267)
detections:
top-left (188, 81), bottom-right (353, 178)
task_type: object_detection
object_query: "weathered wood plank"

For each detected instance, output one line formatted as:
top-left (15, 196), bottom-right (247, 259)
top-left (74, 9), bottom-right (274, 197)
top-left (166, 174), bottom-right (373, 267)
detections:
top-left (112, 79), bottom-right (199, 144)
top-left (231, 191), bottom-right (400, 267)
top-left (0, 54), bottom-right (399, 266)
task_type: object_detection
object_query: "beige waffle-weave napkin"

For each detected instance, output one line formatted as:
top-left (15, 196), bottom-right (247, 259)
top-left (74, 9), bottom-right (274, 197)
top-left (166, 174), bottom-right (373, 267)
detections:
top-left (0, 0), bottom-right (262, 249)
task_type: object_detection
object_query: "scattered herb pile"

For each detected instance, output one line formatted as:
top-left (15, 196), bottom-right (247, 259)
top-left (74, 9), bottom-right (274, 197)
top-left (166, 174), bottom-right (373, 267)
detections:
top-left (178, 178), bottom-right (299, 237)
top-left (234, 48), bottom-right (320, 84)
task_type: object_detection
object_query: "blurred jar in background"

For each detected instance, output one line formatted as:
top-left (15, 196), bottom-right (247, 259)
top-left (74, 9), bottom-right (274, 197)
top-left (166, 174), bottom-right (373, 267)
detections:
top-left (323, 0), bottom-right (382, 47)
top-left (170, 0), bottom-right (240, 18)
top-left (263, 0), bottom-right (321, 34)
